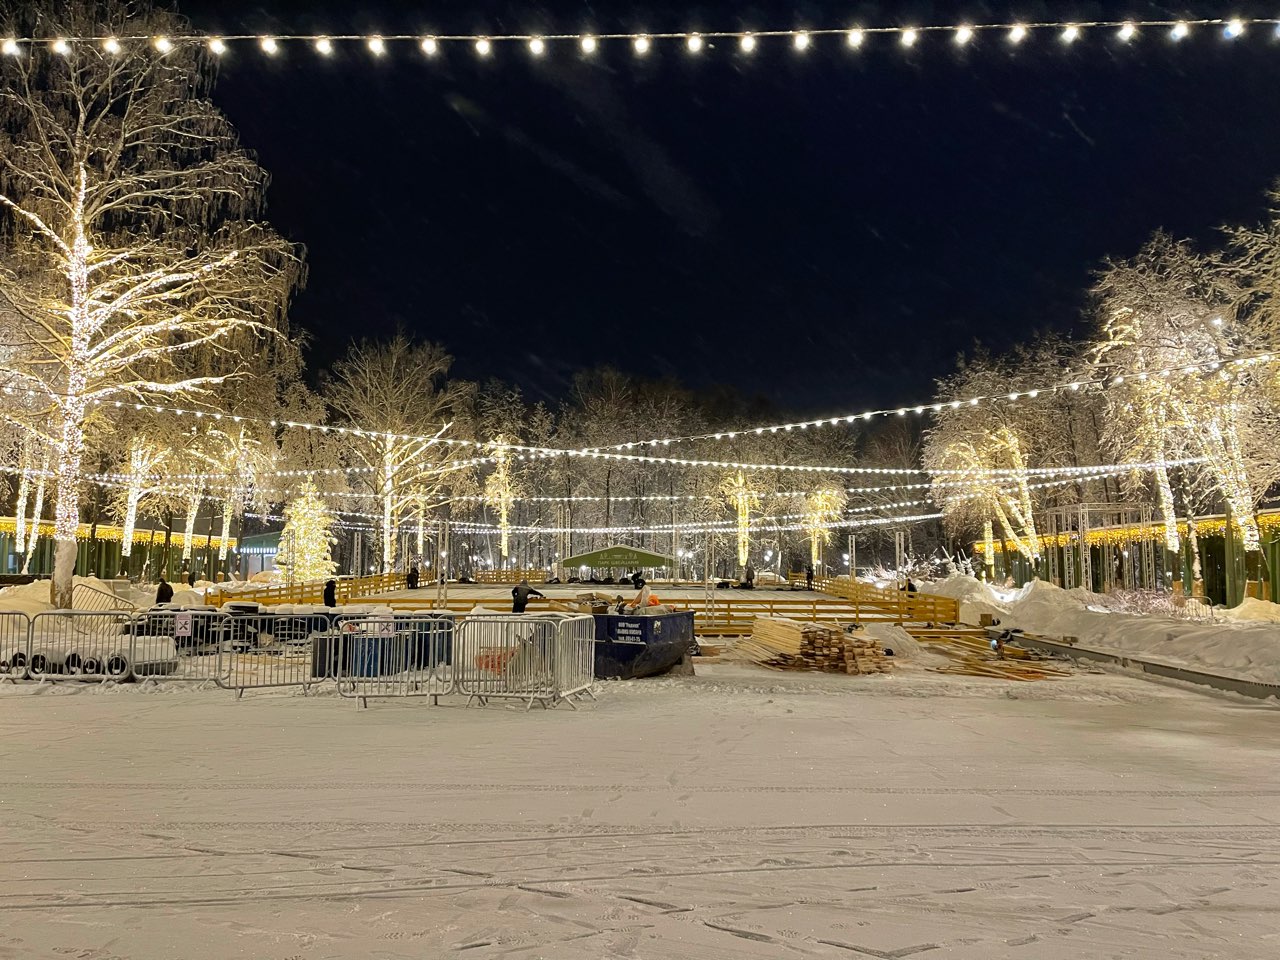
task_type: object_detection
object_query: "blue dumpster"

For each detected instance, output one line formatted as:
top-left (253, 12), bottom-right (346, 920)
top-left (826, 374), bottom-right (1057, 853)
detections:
top-left (592, 610), bottom-right (695, 679)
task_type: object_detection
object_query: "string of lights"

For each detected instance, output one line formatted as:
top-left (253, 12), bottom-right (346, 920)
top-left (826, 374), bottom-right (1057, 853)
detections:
top-left (4, 17), bottom-right (1266, 60)
top-left (46, 353), bottom-right (1269, 476)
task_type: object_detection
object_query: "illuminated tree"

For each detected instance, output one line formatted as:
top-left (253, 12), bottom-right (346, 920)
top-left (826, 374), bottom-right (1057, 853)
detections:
top-left (719, 471), bottom-right (760, 573)
top-left (802, 487), bottom-right (847, 568)
top-left (0, 3), bottom-right (302, 606)
top-left (111, 434), bottom-right (170, 566)
top-left (325, 336), bottom-right (472, 572)
top-left (482, 435), bottom-right (521, 561)
top-left (274, 480), bottom-right (336, 583)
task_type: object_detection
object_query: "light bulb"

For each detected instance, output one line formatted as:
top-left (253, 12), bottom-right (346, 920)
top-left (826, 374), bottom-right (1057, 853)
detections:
top-left (1171, 22), bottom-right (1189, 41)
top-left (634, 35), bottom-right (650, 54)
top-left (1225, 19), bottom-right (1245, 38)
top-left (1, 38), bottom-right (18, 56)
top-left (1062, 25), bottom-right (1080, 43)
top-left (954, 26), bottom-right (974, 45)
top-left (260, 37), bottom-right (278, 55)
top-left (793, 32), bottom-right (811, 51)
top-left (740, 33), bottom-right (756, 52)
top-left (1009, 24), bottom-right (1028, 43)
top-left (901, 29), bottom-right (919, 47)
top-left (529, 37), bottom-right (545, 56)
top-left (686, 33), bottom-right (703, 53)
top-left (580, 34), bottom-right (597, 53)
top-left (475, 37), bottom-right (491, 56)
top-left (102, 37), bottom-right (121, 54)
top-left (51, 37), bottom-right (70, 55)
top-left (315, 37), bottom-right (333, 55)
top-left (154, 36), bottom-right (172, 53)
top-left (420, 36), bottom-right (438, 56)
top-left (368, 36), bottom-right (386, 56)
top-left (846, 29), bottom-right (864, 48)
top-left (1118, 23), bottom-right (1137, 42)
top-left (208, 37), bottom-right (226, 55)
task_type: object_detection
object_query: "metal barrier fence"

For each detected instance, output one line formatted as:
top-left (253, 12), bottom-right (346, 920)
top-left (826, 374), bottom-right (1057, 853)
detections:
top-left (455, 614), bottom-right (595, 710)
top-left (0, 611), bottom-right (32, 680)
top-left (335, 613), bottom-right (455, 706)
top-left (0, 607), bottom-right (595, 708)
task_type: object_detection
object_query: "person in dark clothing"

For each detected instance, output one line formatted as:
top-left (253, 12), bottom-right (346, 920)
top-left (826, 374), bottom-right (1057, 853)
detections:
top-left (631, 570), bottom-right (646, 590)
top-left (187, 571), bottom-right (196, 587)
top-left (805, 563), bottom-right (814, 590)
top-left (406, 565), bottom-right (420, 590)
top-left (744, 563), bottom-right (756, 589)
top-left (155, 579), bottom-right (174, 605)
top-left (511, 579), bottom-right (544, 613)
top-left (323, 579), bottom-right (337, 608)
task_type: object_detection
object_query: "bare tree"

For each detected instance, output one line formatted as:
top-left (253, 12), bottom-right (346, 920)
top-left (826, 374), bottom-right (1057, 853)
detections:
top-left (0, 2), bottom-right (302, 604)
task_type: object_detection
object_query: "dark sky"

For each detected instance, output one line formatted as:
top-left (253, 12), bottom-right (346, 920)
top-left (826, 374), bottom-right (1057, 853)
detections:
top-left (175, 1), bottom-right (1280, 414)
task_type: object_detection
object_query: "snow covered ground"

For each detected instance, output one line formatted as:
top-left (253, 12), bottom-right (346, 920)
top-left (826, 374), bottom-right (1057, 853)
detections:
top-left (1, 666), bottom-right (1277, 959)
top-left (922, 576), bottom-right (1280, 685)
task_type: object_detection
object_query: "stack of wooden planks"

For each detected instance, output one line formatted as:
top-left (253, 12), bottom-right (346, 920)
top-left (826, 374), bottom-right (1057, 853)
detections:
top-left (736, 618), bottom-right (892, 675)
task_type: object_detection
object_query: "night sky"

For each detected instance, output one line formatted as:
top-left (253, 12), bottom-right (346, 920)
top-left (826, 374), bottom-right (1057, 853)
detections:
top-left (176, 1), bottom-right (1280, 414)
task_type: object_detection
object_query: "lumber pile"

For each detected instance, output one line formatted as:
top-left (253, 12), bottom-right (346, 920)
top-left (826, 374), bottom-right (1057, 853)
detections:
top-left (735, 618), bottom-right (891, 675)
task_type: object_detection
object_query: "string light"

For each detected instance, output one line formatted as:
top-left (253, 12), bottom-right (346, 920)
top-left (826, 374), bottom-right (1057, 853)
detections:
top-left (1009, 24), bottom-right (1028, 43)
top-left (102, 36), bottom-right (120, 54)
top-left (1171, 21), bottom-right (1190, 40)
top-left (1225, 19), bottom-right (1245, 38)
top-left (1118, 23), bottom-right (1138, 42)
top-left (153, 36), bottom-right (171, 53)
top-left (51, 37), bottom-right (70, 55)
top-left (901, 29), bottom-right (919, 47)
top-left (579, 34), bottom-right (597, 54)
top-left (2, 38), bottom-right (19, 55)
top-left (954, 26), bottom-right (973, 45)
top-left (740, 33), bottom-right (757, 52)
top-left (315, 37), bottom-right (333, 56)
top-left (633, 35), bottom-right (651, 55)
top-left (686, 33), bottom-right (703, 53)
top-left (846, 29), bottom-right (865, 48)
top-left (529, 37), bottom-right (546, 56)
top-left (259, 36), bottom-right (278, 55)
top-left (1062, 25), bottom-right (1081, 43)
top-left (420, 36), bottom-right (439, 56)
top-left (367, 36), bottom-right (386, 56)
top-left (208, 37), bottom-right (226, 55)
top-left (793, 31), bottom-right (811, 51)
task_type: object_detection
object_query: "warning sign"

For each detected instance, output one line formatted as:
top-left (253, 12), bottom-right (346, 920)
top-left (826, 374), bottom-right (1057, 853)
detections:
top-left (174, 612), bottom-right (193, 638)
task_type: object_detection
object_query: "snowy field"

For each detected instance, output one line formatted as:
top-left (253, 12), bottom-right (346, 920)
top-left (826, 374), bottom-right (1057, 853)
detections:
top-left (2, 666), bottom-right (1278, 959)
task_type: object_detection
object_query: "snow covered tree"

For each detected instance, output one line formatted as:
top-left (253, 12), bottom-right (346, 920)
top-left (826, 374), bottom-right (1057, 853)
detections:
top-left (720, 471), bottom-right (760, 574)
top-left (325, 336), bottom-right (472, 572)
top-left (802, 487), bottom-right (847, 568)
top-left (482, 435), bottom-right (521, 561)
top-left (0, 2), bottom-right (302, 606)
top-left (274, 480), bottom-right (336, 583)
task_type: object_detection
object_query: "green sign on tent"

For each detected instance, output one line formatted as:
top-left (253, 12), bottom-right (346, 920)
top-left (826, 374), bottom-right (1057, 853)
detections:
top-left (560, 544), bottom-right (672, 569)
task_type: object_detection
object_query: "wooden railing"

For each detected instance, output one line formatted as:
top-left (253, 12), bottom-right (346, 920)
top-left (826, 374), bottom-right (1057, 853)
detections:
top-left (810, 575), bottom-right (960, 625)
top-left (206, 571), bottom-right (408, 607)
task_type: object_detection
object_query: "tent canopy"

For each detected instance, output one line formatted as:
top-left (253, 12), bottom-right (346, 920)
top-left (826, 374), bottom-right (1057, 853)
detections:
top-left (561, 545), bottom-right (672, 569)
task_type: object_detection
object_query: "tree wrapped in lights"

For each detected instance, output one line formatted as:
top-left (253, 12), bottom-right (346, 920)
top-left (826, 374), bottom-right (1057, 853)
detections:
top-left (720, 471), bottom-right (760, 573)
top-left (274, 480), bottom-right (336, 583)
top-left (482, 435), bottom-right (522, 561)
top-left (0, 2), bottom-right (302, 606)
top-left (326, 336), bottom-right (472, 572)
top-left (802, 487), bottom-right (847, 568)
top-left (111, 435), bottom-right (170, 567)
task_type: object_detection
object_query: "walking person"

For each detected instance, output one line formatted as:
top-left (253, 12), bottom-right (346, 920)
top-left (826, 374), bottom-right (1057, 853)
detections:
top-left (805, 563), bottom-right (814, 591)
top-left (155, 578), bottom-right (174, 605)
top-left (511, 579), bottom-right (544, 613)
top-left (323, 579), bottom-right (337, 608)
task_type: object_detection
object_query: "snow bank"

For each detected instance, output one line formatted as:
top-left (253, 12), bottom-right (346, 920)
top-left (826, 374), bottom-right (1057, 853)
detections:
top-left (921, 575), bottom-right (1280, 685)
top-left (0, 576), bottom-right (135, 614)
top-left (861, 623), bottom-right (925, 661)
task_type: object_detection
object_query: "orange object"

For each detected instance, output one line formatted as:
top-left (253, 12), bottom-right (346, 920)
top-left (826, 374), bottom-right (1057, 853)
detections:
top-left (475, 647), bottom-right (518, 674)
top-left (647, 594), bottom-right (661, 606)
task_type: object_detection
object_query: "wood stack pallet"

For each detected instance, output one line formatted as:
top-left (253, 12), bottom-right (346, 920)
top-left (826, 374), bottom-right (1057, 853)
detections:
top-left (735, 618), bottom-right (892, 675)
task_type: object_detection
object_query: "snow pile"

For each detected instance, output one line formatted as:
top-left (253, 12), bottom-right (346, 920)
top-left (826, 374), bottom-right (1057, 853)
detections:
top-left (861, 623), bottom-right (926, 661)
top-left (921, 575), bottom-right (1280, 685)
top-left (0, 576), bottom-right (136, 615)
top-left (1220, 598), bottom-right (1280, 623)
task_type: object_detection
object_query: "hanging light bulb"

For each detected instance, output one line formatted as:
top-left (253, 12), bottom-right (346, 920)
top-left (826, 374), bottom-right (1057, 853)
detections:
top-left (1, 38), bottom-right (18, 56)
top-left (740, 33), bottom-right (756, 52)
top-left (954, 26), bottom-right (974, 45)
top-left (1009, 24), bottom-right (1028, 43)
top-left (686, 33), bottom-right (704, 53)
top-left (1171, 22), bottom-right (1190, 41)
top-left (1118, 23), bottom-right (1137, 42)
top-left (529, 37), bottom-right (545, 56)
top-left (1062, 25), bottom-right (1080, 43)
top-left (102, 37), bottom-right (121, 54)
top-left (634, 35), bottom-right (651, 55)
top-left (208, 37), bottom-right (226, 55)
top-left (580, 34), bottom-right (597, 54)
top-left (51, 37), bottom-right (70, 55)
top-left (260, 36), bottom-right (279, 55)
top-left (846, 28), bottom-right (865, 48)
top-left (475, 37), bottom-right (492, 56)
top-left (367, 36), bottom-right (386, 56)
top-left (901, 29), bottom-right (919, 47)
top-left (315, 37), bottom-right (333, 55)
top-left (1224, 19), bottom-right (1245, 38)
top-left (419, 36), bottom-right (438, 56)
top-left (153, 36), bottom-right (172, 53)
top-left (793, 31), bottom-right (811, 51)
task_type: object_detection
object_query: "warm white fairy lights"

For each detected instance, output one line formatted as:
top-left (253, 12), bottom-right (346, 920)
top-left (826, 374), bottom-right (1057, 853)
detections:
top-left (7, 18), bottom-right (1275, 63)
